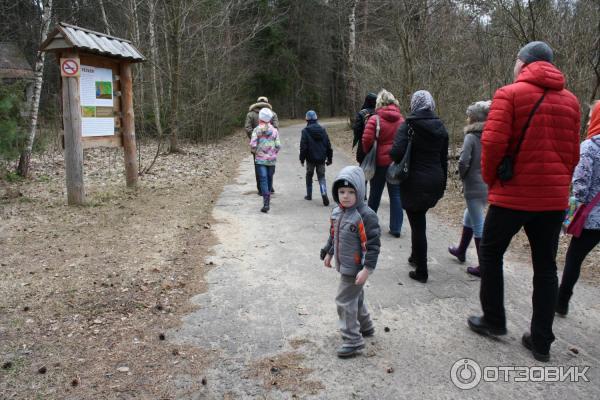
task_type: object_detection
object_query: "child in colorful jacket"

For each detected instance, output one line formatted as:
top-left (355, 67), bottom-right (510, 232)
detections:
top-left (250, 108), bottom-right (281, 213)
top-left (321, 166), bottom-right (381, 358)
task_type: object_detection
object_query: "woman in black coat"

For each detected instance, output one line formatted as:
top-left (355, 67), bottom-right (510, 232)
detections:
top-left (389, 90), bottom-right (449, 283)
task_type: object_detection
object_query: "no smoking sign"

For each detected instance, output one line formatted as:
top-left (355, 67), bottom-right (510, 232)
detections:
top-left (60, 58), bottom-right (80, 77)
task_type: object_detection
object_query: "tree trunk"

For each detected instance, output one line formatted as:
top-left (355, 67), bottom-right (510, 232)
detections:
top-left (129, 0), bottom-right (144, 171)
top-left (99, 0), bottom-right (111, 35)
top-left (168, 1), bottom-right (182, 153)
top-left (142, 0), bottom-right (164, 174)
top-left (17, 0), bottom-right (53, 177)
top-left (347, 0), bottom-right (359, 118)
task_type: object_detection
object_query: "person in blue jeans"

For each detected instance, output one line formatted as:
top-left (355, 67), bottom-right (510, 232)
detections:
top-left (250, 108), bottom-right (281, 213)
top-left (361, 89), bottom-right (405, 237)
top-left (448, 100), bottom-right (491, 277)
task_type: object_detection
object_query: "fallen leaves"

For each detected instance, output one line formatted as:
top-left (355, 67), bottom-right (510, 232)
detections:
top-left (0, 134), bottom-right (248, 398)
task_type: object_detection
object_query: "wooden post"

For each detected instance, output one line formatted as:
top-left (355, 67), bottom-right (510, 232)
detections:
top-left (62, 52), bottom-right (85, 205)
top-left (120, 61), bottom-right (138, 187)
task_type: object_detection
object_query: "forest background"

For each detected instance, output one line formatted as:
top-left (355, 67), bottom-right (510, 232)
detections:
top-left (1, 0), bottom-right (600, 175)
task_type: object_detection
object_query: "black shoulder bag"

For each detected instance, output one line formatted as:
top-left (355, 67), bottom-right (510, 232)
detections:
top-left (386, 123), bottom-right (415, 185)
top-left (496, 90), bottom-right (547, 182)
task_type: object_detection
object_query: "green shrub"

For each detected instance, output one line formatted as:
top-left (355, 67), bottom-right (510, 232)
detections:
top-left (0, 81), bottom-right (27, 160)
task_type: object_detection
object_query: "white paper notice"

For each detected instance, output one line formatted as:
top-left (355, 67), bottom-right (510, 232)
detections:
top-left (80, 65), bottom-right (115, 137)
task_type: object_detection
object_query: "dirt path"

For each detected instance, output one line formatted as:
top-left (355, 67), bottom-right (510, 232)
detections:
top-left (174, 122), bottom-right (600, 399)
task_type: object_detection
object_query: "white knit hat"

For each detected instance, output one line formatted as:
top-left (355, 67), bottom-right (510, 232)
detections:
top-left (258, 107), bottom-right (273, 122)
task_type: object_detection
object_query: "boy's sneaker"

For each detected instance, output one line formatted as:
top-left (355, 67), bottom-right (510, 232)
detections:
top-left (360, 328), bottom-right (375, 337)
top-left (322, 194), bottom-right (330, 206)
top-left (336, 344), bottom-right (365, 358)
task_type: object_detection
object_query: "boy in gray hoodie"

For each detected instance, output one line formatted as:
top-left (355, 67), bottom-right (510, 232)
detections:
top-left (321, 166), bottom-right (381, 357)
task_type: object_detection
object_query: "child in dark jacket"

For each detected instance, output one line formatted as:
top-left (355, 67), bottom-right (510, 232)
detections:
top-left (300, 110), bottom-right (333, 206)
top-left (321, 166), bottom-right (381, 358)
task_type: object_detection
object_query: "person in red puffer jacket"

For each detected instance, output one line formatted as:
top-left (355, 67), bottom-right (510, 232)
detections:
top-left (362, 89), bottom-right (405, 237)
top-left (467, 41), bottom-right (581, 363)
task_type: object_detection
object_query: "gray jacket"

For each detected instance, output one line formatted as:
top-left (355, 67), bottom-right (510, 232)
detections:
top-left (322, 166), bottom-right (381, 276)
top-left (244, 102), bottom-right (279, 138)
top-left (458, 122), bottom-right (488, 200)
top-left (572, 136), bottom-right (600, 230)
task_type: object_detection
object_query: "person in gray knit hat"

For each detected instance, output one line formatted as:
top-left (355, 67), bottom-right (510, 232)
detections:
top-left (448, 100), bottom-right (491, 278)
top-left (467, 40), bottom-right (581, 363)
top-left (517, 41), bottom-right (554, 64)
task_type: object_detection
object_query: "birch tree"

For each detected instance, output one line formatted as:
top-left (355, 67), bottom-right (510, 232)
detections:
top-left (347, 0), bottom-right (359, 117)
top-left (17, 0), bottom-right (53, 177)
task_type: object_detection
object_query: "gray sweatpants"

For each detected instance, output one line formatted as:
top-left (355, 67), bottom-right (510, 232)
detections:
top-left (335, 274), bottom-right (373, 347)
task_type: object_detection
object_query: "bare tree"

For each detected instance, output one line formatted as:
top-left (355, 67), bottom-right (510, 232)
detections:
top-left (347, 0), bottom-right (359, 116)
top-left (17, 0), bottom-right (53, 177)
top-left (142, 0), bottom-right (165, 173)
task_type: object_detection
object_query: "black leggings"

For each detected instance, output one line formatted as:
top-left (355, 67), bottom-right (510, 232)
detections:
top-left (559, 229), bottom-right (600, 301)
top-left (406, 210), bottom-right (428, 274)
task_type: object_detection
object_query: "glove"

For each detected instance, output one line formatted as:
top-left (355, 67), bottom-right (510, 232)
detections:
top-left (326, 159), bottom-right (332, 166)
top-left (320, 248), bottom-right (327, 260)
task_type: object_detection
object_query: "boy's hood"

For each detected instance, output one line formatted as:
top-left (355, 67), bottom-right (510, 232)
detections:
top-left (305, 121), bottom-right (324, 141)
top-left (332, 166), bottom-right (366, 209)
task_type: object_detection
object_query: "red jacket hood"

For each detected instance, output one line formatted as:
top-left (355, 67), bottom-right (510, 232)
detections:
top-left (377, 104), bottom-right (402, 123)
top-left (516, 61), bottom-right (565, 91)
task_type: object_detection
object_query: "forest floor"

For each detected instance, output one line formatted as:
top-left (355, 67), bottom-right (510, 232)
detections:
top-left (0, 120), bottom-right (598, 399)
top-left (0, 131), bottom-right (248, 399)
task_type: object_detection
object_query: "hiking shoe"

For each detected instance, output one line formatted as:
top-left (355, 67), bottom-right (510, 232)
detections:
top-left (467, 315), bottom-right (507, 336)
top-left (522, 333), bottom-right (550, 362)
top-left (336, 344), bottom-right (365, 358)
top-left (409, 271), bottom-right (427, 283)
top-left (322, 194), bottom-right (330, 206)
top-left (408, 256), bottom-right (417, 267)
top-left (361, 328), bottom-right (375, 337)
top-left (555, 301), bottom-right (569, 317)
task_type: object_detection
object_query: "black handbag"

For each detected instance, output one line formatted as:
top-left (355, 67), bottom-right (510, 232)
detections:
top-left (497, 90), bottom-right (547, 182)
top-left (386, 124), bottom-right (415, 184)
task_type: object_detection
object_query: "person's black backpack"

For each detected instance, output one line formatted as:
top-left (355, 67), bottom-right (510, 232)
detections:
top-left (353, 108), bottom-right (375, 163)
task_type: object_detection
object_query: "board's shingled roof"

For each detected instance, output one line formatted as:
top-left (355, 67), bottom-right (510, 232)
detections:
top-left (41, 23), bottom-right (145, 62)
